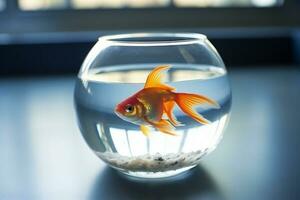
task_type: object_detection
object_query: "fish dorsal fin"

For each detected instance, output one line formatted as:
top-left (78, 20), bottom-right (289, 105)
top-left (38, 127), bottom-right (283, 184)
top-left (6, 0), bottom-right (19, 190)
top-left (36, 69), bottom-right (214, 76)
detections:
top-left (144, 65), bottom-right (175, 91)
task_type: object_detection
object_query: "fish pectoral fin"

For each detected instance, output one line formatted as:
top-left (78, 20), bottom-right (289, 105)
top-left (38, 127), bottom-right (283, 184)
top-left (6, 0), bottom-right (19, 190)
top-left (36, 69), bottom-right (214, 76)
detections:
top-left (140, 125), bottom-right (151, 137)
top-left (163, 101), bottom-right (184, 127)
top-left (175, 93), bottom-right (219, 124)
top-left (157, 127), bottom-right (178, 136)
top-left (152, 119), bottom-right (178, 136)
top-left (144, 65), bottom-right (175, 91)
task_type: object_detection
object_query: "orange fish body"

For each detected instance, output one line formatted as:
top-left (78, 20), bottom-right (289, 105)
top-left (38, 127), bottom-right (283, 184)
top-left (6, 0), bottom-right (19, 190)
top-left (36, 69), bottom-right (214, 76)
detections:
top-left (115, 66), bottom-right (220, 136)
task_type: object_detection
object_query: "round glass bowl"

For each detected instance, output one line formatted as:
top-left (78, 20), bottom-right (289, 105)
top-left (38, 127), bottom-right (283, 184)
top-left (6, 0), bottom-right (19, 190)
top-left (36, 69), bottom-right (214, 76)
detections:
top-left (74, 33), bottom-right (231, 179)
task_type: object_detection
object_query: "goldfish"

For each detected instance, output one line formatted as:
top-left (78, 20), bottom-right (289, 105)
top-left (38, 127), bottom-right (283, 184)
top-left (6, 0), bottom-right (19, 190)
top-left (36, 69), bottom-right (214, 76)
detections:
top-left (114, 65), bottom-right (220, 136)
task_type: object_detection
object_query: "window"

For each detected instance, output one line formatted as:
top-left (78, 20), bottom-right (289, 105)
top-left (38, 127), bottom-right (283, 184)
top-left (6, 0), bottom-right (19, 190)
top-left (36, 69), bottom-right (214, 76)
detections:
top-left (19, 0), bottom-right (66, 10)
top-left (72, 0), bottom-right (169, 8)
top-left (174, 0), bottom-right (281, 7)
top-left (1, 0), bottom-right (295, 35)
top-left (18, 0), bottom-right (170, 10)
top-left (18, 0), bottom-right (282, 10)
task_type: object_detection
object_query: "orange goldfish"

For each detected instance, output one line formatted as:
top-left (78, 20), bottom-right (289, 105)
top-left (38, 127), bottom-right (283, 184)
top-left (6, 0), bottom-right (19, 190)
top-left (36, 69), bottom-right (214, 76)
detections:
top-left (115, 65), bottom-right (220, 136)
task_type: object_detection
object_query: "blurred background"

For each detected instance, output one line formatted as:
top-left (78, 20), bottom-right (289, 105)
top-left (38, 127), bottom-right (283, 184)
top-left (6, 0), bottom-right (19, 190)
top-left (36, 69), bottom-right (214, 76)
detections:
top-left (0, 0), bottom-right (299, 75)
top-left (0, 1), bottom-right (300, 200)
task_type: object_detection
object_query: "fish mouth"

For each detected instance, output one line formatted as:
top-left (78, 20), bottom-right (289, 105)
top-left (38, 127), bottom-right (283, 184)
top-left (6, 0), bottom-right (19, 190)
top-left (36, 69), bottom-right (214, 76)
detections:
top-left (114, 107), bottom-right (123, 118)
top-left (114, 109), bottom-right (129, 122)
top-left (115, 110), bottom-right (121, 118)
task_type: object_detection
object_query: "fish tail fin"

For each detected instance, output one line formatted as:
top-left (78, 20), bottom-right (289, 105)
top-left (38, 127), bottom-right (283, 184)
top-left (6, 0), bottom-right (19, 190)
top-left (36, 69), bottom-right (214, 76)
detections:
top-left (174, 93), bottom-right (220, 124)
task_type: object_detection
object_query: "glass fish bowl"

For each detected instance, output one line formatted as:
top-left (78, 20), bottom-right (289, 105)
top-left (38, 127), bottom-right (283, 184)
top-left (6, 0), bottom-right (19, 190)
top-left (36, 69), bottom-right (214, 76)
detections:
top-left (74, 33), bottom-right (231, 179)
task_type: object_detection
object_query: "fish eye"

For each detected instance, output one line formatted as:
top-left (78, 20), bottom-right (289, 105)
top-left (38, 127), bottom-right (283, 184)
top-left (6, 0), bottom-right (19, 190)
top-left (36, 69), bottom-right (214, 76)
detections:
top-left (125, 104), bottom-right (134, 113)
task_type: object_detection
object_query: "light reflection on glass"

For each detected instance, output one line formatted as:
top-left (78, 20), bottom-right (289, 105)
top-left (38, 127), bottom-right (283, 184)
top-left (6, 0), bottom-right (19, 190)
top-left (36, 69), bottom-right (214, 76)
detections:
top-left (110, 127), bottom-right (131, 155)
top-left (127, 130), bottom-right (148, 156)
top-left (103, 115), bottom-right (229, 158)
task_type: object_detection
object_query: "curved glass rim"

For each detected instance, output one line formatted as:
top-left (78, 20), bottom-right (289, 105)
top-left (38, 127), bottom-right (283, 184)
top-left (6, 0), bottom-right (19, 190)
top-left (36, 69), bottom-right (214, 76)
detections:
top-left (98, 33), bottom-right (207, 46)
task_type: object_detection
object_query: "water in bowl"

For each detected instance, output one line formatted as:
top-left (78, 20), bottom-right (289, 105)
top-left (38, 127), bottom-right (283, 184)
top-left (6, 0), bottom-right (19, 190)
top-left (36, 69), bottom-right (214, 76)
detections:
top-left (74, 64), bottom-right (231, 178)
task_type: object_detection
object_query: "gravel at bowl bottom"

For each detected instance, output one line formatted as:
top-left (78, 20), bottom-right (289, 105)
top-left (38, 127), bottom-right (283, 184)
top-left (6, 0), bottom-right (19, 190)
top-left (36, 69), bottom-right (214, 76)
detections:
top-left (95, 150), bottom-right (208, 172)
